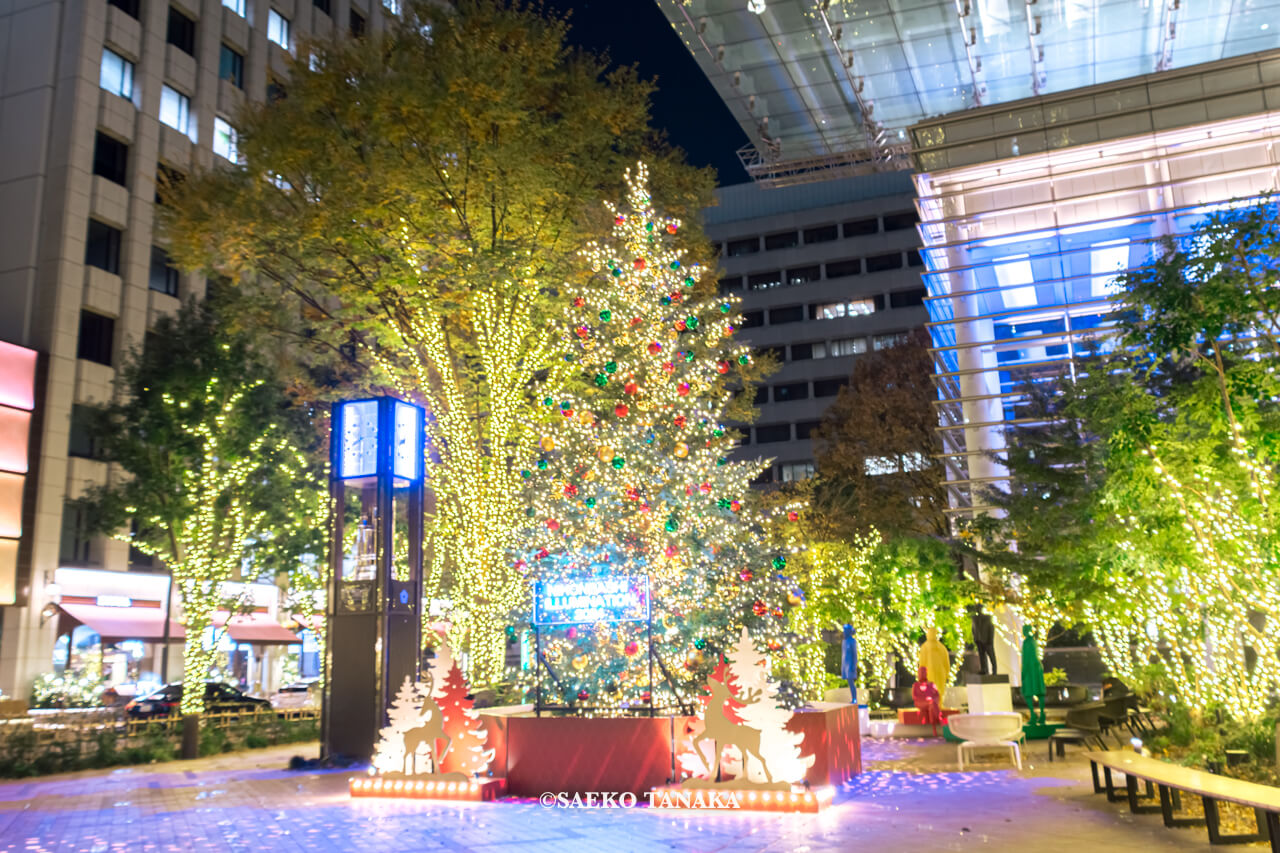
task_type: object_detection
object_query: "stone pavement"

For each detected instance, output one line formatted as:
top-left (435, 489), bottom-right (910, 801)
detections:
top-left (0, 738), bottom-right (1248, 852)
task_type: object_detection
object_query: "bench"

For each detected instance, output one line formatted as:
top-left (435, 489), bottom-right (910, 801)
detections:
top-left (1086, 750), bottom-right (1280, 850)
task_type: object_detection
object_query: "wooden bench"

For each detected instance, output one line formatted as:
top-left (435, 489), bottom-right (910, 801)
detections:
top-left (1087, 750), bottom-right (1280, 850)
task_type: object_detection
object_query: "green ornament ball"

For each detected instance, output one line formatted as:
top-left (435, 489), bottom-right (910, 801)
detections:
top-left (737, 354), bottom-right (749, 365)
top-left (605, 361), bottom-right (618, 373)
top-left (599, 309), bottom-right (612, 322)
top-left (686, 316), bottom-right (699, 329)
top-left (684, 277), bottom-right (695, 287)
top-left (716, 457), bottom-right (727, 466)
top-left (611, 456), bottom-right (626, 470)
top-left (694, 638), bottom-right (706, 650)
top-left (520, 469), bottom-right (532, 479)
top-left (525, 507), bottom-right (535, 517)
top-left (772, 555), bottom-right (787, 570)
top-left (713, 428), bottom-right (724, 437)
top-left (594, 373), bottom-right (608, 387)
top-left (611, 268), bottom-right (623, 277)
top-left (684, 351), bottom-right (695, 362)
top-left (584, 497), bottom-right (596, 508)
top-left (560, 400), bottom-right (572, 410)
top-left (543, 397), bottom-right (553, 407)
top-left (646, 221), bottom-right (654, 232)
top-left (665, 516), bottom-right (679, 532)
top-left (537, 459), bottom-right (548, 470)
top-left (660, 296), bottom-right (672, 306)
top-left (670, 261), bottom-right (680, 270)
top-left (720, 303), bottom-right (731, 313)
top-left (717, 498), bottom-right (730, 509)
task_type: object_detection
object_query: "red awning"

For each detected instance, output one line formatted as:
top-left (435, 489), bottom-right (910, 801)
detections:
top-left (56, 602), bottom-right (185, 643)
top-left (213, 611), bottom-right (301, 645)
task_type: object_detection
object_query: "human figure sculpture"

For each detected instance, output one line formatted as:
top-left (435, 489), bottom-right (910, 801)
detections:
top-left (1020, 625), bottom-right (1047, 726)
top-left (840, 624), bottom-right (859, 704)
top-left (970, 606), bottom-right (997, 675)
top-left (911, 666), bottom-right (943, 735)
top-left (918, 627), bottom-right (951, 692)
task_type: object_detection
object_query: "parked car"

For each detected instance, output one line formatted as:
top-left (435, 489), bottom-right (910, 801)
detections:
top-left (124, 682), bottom-right (272, 718)
top-left (269, 680), bottom-right (319, 710)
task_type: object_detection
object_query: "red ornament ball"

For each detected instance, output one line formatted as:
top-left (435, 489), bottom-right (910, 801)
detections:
top-left (730, 500), bottom-right (741, 512)
top-left (678, 383), bottom-right (690, 396)
top-left (674, 415), bottom-right (687, 428)
top-left (630, 317), bottom-right (643, 327)
top-left (615, 404), bottom-right (629, 417)
top-left (563, 484), bottom-right (578, 496)
top-left (545, 519), bottom-right (560, 531)
top-left (666, 223), bottom-right (677, 234)
top-left (787, 511), bottom-right (799, 522)
top-left (624, 641), bottom-right (639, 656)
top-left (699, 482), bottom-right (711, 494)
top-left (624, 382), bottom-right (638, 395)
top-left (575, 326), bottom-right (589, 338)
top-left (675, 320), bottom-right (687, 332)
top-left (753, 600), bottom-right (767, 616)
top-left (633, 258), bottom-right (646, 270)
top-left (648, 342), bottom-right (662, 355)
top-left (773, 607), bottom-right (784, 619)
top-left (662, 362), bottom-right (675, 374)
top-left (536, 548), bottom-right (550, 559)
top-left (615, 214), bottom-right (625, 225)
top-left (767, 639), bottom-right (783, 651)
top-left (577, 689), bottom-right (590, 701)
top-left (641, 691), bottom-right (652, 702)
top-left (572, 296), bottom-right (585, 307)
top-left (664, 545), bottom-right (679, 558)
top-left (716, 361), bottom-right (730, 374)
top-left (740, 569), bottom-right (753, 582)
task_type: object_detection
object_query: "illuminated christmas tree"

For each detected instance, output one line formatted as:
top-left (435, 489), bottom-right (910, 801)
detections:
top-left (435, 661), bottom-right (495, 776)
top-left (517, 163), bottom-right (806, 714)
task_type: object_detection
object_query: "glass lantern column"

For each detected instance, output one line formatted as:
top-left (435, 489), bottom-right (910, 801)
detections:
top-left (322, 396), bottom-right (425, 760)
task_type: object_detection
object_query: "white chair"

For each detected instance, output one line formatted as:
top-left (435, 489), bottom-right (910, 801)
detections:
top-left (949, 712), bottom-right (1023, 771)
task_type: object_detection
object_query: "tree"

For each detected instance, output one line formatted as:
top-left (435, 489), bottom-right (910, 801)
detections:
top-left (78, 301), bottom-right (320, 714)
top-left (435, 662), bottom-right (494, 776)
top-left (724, 628), bottom-right (812, 784)
top-left (975, 200), bottom-right (1280, 720)
top-left (517, 165), bottom-right (803, 712)
top-left (164, 0), bottom-right (714, 682)
top-left (372, 675), bottom-right (427, 776)
top-left (809, 329), bottom-right (947, 540)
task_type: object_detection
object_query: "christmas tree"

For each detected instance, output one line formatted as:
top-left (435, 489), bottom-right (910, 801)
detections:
top-left (372, 675), bottom-right (426, 776)
top-left (725, 628), bottom-right (813, 784)
top-left (517, 163), bottom-right (806, 715)
top-left (435, 661), bottom-right (495, 776)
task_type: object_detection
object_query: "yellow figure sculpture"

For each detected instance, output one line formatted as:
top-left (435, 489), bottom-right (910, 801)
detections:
top-left (918, 627), bottom-right (951, 690)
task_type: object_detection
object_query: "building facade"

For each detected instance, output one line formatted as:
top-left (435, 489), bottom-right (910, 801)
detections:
top-left (705, 173), bottom-right (928, 482)
top-left (0, 0), bottom-right (384, 698)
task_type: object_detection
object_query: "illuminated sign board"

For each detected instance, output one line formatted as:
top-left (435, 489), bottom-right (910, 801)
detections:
top-left (533, 574), bottom-right (650, 625)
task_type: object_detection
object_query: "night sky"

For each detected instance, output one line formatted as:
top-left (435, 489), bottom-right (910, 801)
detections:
top-left (543, 0), bottom-right (750, 186)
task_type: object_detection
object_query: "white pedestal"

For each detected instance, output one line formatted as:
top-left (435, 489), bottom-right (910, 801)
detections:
top-left (966, 679), bottom-right (1013, 715)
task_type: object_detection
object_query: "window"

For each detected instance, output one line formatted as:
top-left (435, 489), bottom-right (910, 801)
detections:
top-left (773, 382), bottom-right (808, 402)
top-left (865, 252), bottom-right (904, 273)
top-left (99, 49), bottom-right (134, 99)
top-left (778, 461), bottom-right (815, 483)
top-left (843, 217), bottom-right (878, 237)
top-left (213, 117), bottom-right (238, 162)
top-left (804, 224), bottom-right (838, 244)
top-left (791, 341), bottom-right (827, 361)
top-left (764, 231), bottom-right (798, 251)
top-left (1090, 239), bottom-right (1130, 298)
top-left (222, 0), bottom-right (245, 16)
top-left (167, 7), bottom-right (196, 55)
top-left (149, 247), bottom-right (180, 296)
top-left (755, 424), bottom-right (791, 444)
top-left (155, 164), bottom-right (185, 205)
top-left (68, 405), bottom-right (103, 459)
top-left (825, 258), bottom-right (861, 279)
top-left (77, 310), bottom-right (115, 365)
top-left (739, 310), bottom-right (764, 329)
top-left (60, 504), bottom-right (94, 565)
top-left (994, 254), bottom-right (1037, 308)
top-left (747, 271), bottom-right (782, 291)
top-left (726, 237), bottom-right (759, 257)
top-left (883, 210), bottom-right (920, 231)
top-left (108, 0), bottom-right (140, 19)
top-left (768, 305), bottom-right (803, 325)
top-left (890, 287), bottom-right (927, 309)
top-left (85, 220), bottom-right (121, 274)
top-left (267, 78), bottom-right (286, 102)
top-left (159, 85), bottom-right (190, 134)
top-left (787, 265), bottom-right (820, 286)
top-left (753, 385), bottom-right (768, 405)
top-left (268, 9), bottom-right (290, 49)
top-left (219, 44), bottom-right (245, 89)
top-left (829, 337), bottom-right (867, 357)
top-left (717, 276), bottom-right (742, 293)
top-left (865, 456), bottom-right (898, 475)
top-left (383, 0), bottom-right (400, 11)
top-left (92, 132), bottom-right (128, 185)
top-left (812, 299), bottom-right (874, 320)
top-left (813, 378), bottom-right (846, 398)
top-left (873, 332), bottom-right (910, 351)
top-left (795, 420), bottom-right (820, 440)
top-left (313, 0), bottom-right (331, 13)
top-left (349, 7), bottom-right (365, 36)
top-left (907, 249), bottom-right (924, 268)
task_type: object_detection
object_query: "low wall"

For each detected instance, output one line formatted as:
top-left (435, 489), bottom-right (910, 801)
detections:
top-left (481, 702), bottom-right (860, 797)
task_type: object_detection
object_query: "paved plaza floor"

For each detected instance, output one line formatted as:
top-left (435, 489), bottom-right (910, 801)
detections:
top-left (0, 737), bottom-right (1245, 852)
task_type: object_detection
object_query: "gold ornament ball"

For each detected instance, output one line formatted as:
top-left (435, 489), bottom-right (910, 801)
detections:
top-left (674, 441), bottom-right (689, 458)
top-left (540, 435), bottom-right (556, 452)
top-left (597, 446), bottom-right (614, 462)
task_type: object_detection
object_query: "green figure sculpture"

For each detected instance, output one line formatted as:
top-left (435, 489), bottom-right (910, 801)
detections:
top-left (1020, 625), bottom-right (1047, 726)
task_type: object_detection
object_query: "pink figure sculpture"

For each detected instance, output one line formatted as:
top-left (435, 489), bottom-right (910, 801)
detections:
top-left (912, 666), bottom-right (943, 736)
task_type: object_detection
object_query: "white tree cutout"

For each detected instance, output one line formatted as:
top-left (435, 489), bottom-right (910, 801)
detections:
top-left (725, 628), bottom-right (814, 785)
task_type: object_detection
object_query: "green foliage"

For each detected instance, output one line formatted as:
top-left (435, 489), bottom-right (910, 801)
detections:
top-left (1043, 668), bottom-right (1068, 688)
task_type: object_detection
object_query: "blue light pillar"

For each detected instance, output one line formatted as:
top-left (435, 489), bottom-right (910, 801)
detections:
top-left (322, 396), bottom-right (426, 760)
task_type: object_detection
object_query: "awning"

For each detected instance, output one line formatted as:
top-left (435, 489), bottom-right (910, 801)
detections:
top-left (213, 611), bottom-right (301, 645)
top-left (56, 602), bottom-right (186, 643)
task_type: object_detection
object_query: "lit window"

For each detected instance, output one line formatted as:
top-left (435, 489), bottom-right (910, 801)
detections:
top-left (222, 0), bottom-right (245, 16)
top-left (1090, 239), bottom-right (1129, 298)
top-left (99, 49), bottom-right (134, 99)
top-left (993, 253), bottom-right (1037, 308)
top-left (159, 85), bottom-right (190, 135)
top-left (778, 462), bottom-right (815, 483)
top-left (865, 456), bottom-right (897, 476)
top-left (814, 299), bottom-right (874, 320)
top-left (829, 337), bottom-right (867, 357)
top-left (873, 332), bottom-right (909, 351)
top-left (213, 118), bottom-right (238, 162)
top-left (383, 0), bottom-right (400, 12)
top-left (268, 9), bottom-right (290, 49)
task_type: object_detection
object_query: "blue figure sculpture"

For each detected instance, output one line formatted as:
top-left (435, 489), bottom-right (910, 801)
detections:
top-left (841, 624), bottom-right (859, 703)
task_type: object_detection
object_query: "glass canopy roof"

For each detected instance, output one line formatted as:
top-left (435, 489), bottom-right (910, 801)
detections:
top-left (657, 0), bottom-right (1280, 168)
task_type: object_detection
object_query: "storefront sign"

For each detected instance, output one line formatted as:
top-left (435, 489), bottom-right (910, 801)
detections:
top-left (533, 575), bottom-right (649, 625)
